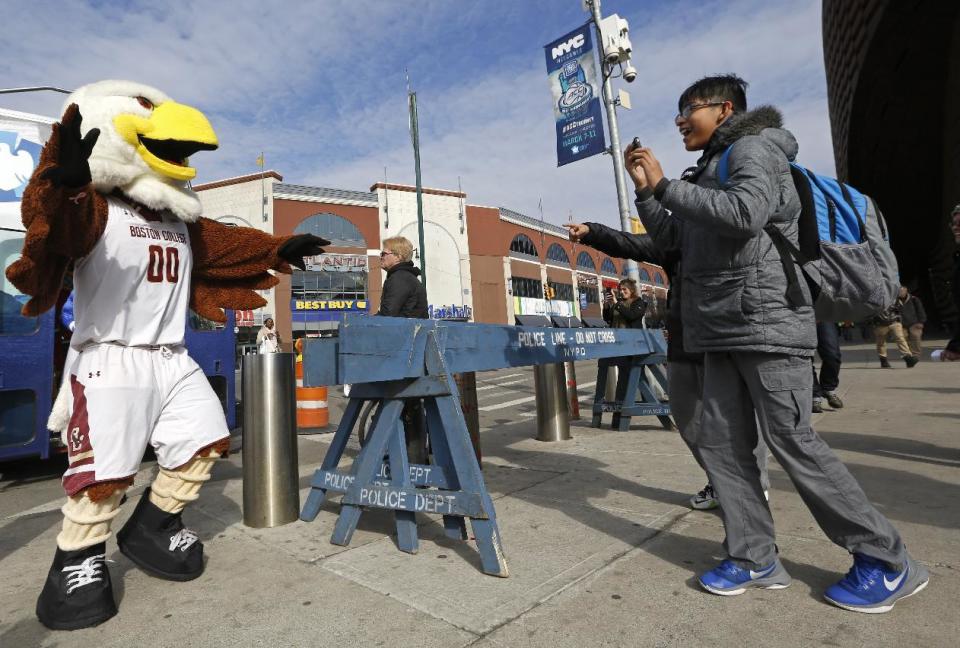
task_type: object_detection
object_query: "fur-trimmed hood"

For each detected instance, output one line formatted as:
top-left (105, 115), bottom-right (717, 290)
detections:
top-left (706, 105), bottom-right (798, 161)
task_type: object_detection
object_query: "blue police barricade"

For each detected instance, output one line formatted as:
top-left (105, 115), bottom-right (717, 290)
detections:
top-left (299, 315), bottom-right (666, 577)
top-left (591, 326), bottom-right (673, 431)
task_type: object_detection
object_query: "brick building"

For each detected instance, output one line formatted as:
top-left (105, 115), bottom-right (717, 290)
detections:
top-left (196, 176), bottom-right (667, 345)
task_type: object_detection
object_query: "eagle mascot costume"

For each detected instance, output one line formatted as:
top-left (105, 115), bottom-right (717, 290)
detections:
top-left (6, 80), bottom-right (328, 631)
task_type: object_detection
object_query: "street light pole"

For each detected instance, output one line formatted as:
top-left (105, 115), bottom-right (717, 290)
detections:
top-left (586, 0), bottom-right (640, 284)
top-left (407, 84), bottom-right (427, 291)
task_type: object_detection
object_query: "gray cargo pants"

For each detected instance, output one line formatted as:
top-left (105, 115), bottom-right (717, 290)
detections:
top-left (698, 351), bottom-right (906, 569)
top-left (668, 359), bottom-right (769, 491)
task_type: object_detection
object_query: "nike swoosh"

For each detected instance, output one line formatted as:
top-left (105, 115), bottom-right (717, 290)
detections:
top-left (749, 564), bottom-right (776, 579)
top-left (884, 566), bottom-right (907, 591)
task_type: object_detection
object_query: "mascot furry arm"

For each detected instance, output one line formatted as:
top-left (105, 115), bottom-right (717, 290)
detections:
top-left (6, 93), bottom-right (327, 321)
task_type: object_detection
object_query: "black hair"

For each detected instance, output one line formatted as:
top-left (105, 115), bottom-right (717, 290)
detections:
top-left (678, 74), bottom-right (749, 113)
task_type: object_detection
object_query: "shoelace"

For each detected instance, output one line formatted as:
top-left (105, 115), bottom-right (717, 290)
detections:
top-left (840, 559), bottom-right (883, 591)
top-left (697, 485), bottom-right (715, 500)
top-left (62, 553), bottom-right (109, 594)
top-left (169, 528), bottom-right (199, 552)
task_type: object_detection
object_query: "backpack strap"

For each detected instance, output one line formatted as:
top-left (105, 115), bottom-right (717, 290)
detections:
top-left (839, 183), bottom-right (868, 243)
top-left (716, 145), bottom-right (734, 185)
top-left (763, 224), bottom-right (808, 308)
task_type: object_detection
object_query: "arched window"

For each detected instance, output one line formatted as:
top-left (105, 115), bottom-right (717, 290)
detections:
top-left (654, 271), bottom-right (664, 285)
top-left (509, 234), bottom-right (539, 259)
top-left (601, 257), bottom-right (617, 275)
top-left (638, 267), bottom-right (651, 282)
top-left (546, 243), bottom-right (570, 265)
top-left (294, 212), bottom-right (366, 247)
top-left (576, 251), bottom-right (596, 270)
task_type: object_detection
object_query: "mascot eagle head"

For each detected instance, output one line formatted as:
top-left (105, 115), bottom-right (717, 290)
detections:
top-left (65, 80), bottom-right (218, 222)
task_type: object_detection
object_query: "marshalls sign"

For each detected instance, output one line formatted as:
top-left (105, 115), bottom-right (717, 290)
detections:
top-left (544, 24), bottom-right (606, 166)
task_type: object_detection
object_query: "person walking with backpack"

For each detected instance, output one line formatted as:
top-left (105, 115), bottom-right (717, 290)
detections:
top-left (626, 74), bottom-right (927, 613)
top-left (872, 292), bottom-right (917, 368)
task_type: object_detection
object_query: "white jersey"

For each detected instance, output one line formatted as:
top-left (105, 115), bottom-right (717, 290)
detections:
top-left (71, 196), bottom-right (193, 348)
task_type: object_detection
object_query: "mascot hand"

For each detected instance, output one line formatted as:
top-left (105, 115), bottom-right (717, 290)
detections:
top-left (278, 234), bottom-right (330, 270)
top-left (40, 104), bottom-right (100, 188)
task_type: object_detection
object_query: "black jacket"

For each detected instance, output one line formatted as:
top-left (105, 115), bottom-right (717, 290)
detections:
top-left (602, 297), bottom-right (646, 329)
top-left (899, 295), bottom-right (926, 328)
top-left (582, 222), bottom-right (701, 363)
top-left (377, 262), bottom-right (428, 318)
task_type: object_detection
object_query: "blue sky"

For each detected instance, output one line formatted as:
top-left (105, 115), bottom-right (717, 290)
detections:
top-left (1, 0), bottom-right (833, 228)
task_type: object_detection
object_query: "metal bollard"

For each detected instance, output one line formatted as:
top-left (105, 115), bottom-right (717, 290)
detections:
top-left (241, 352), bottom-right (300, 528)
top-left (533, 363), bottom-right (571, 441)
top-left (563, 361), bottom-right (580, 420)
top-left (604, 364), bottom-right (619, 402)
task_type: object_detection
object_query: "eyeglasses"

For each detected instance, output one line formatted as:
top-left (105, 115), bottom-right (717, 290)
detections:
top-left (379, 250), bottom-right (395, 258)
top-left (675, 101), bottom-right (725, 121)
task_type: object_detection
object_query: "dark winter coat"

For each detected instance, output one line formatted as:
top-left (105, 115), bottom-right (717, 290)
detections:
top-left (582, 221), bottom-right (701, 362)
top-left (602, 296), bottom-right (646, 329)
top-left (637, 105), bottom-right (816, 356)
top-left (377, 262), bottom-right (428, 318)
top-left (899, 295), bottom-right (927, 328)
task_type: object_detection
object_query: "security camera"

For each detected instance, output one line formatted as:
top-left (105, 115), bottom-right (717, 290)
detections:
top-left (623, 63), bottom-right (637, 83)
top-left (603, 47), bottom-right (620, 65)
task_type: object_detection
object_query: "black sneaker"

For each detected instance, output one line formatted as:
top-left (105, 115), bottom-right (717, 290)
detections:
top-left (904, 355), bottom-right (919, 368)
top-left (36, 542), bottom-right (117, 630)
top-left (879, 357), bottom-right (892, 369)
top-left (116, 488), bottom-right (204, 581)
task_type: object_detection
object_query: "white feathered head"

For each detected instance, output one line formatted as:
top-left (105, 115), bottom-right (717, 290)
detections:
top-left (64, 80), bottom-right (218, 222)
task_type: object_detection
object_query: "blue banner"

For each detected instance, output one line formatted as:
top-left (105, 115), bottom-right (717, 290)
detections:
top-left (544, 24), bottom-right (606, 166)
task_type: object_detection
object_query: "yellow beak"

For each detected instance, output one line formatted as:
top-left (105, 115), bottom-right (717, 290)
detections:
top-left (113, 100), bottom-right (218, 181)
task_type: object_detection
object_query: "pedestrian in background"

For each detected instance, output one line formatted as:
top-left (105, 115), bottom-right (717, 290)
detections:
top-left (376, 236), bottom-right (429, 463)
top-left (899, 286), bottom-right (927, 359)
top-left (566, 219), bottom-right (770, 513)
top-left (812, 322), bottom-right (843, 412)
top-left (256, 317), bottom-right (280, 353)
top-left (377, 236), bottom-right (428, 318)
top-left (872, 292), bottom-right (917, 368)
top-left (602, 279), bottom-right (646, 329)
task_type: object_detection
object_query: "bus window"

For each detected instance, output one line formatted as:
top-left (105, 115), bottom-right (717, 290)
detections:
top-left (0, 229), bottom-right (39, 336)
top-left (0, 389), bottom-right (36, 448)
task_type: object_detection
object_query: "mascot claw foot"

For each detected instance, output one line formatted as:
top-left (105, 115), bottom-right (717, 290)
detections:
top-left (36, 543), bottom-right (117, 631)
top-left (117, 488), bottom-right (204, 581)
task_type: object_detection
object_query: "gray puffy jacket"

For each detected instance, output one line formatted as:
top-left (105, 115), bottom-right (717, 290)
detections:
top-left (637, 106), bottom-right (815, 356)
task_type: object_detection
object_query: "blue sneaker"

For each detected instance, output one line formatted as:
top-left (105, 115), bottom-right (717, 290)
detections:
top-left (824, 554), bottom-right (929, 613)
top-left (698, 558), bottom-right (792, 596)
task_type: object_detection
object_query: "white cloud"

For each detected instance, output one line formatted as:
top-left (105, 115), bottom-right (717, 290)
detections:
top-left (0, 0), bottom-right (833, 229)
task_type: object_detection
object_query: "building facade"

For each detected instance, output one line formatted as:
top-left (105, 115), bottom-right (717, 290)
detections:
top-left (195, 176), bottom-right (668, 344)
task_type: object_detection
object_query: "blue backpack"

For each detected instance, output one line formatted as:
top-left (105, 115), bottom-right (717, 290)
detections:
top-left (718, 145), bottom-right (900, 322)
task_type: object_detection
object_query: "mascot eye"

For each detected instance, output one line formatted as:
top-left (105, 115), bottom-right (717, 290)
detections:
top-left (136, 96), bottom-right (154, 111)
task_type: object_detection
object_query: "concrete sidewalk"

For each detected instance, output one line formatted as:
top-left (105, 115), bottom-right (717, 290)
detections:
top-left (1, 341), bottom-right (957, 647)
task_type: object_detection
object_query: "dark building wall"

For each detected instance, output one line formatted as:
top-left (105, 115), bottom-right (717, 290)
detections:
top-left (823, 0), bottom-right (960, 325)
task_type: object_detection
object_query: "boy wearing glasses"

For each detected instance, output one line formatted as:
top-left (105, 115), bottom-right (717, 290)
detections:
top-left (626, 74), bottom-right (926, 613)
